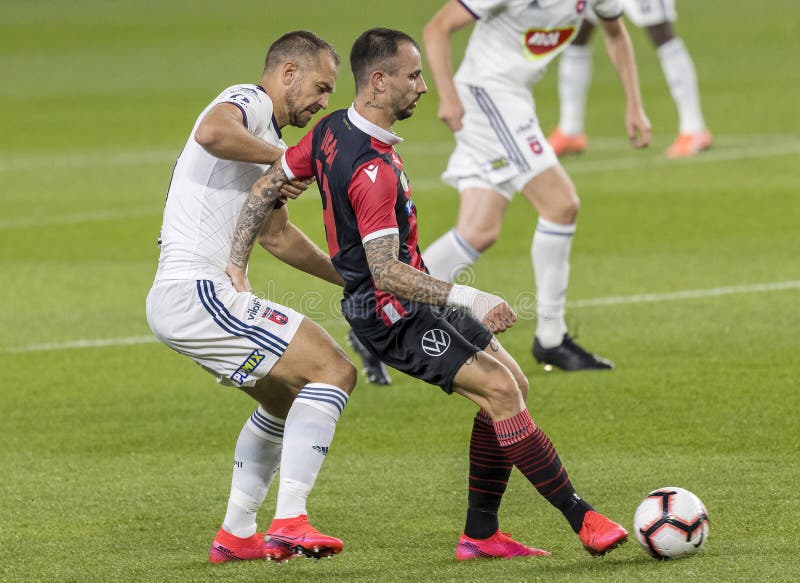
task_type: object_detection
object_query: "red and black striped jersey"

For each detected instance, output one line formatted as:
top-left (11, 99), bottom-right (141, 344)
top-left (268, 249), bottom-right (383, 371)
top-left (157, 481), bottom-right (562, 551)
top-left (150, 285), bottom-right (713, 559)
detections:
top-left (282, 106), bottom-right (426, 326)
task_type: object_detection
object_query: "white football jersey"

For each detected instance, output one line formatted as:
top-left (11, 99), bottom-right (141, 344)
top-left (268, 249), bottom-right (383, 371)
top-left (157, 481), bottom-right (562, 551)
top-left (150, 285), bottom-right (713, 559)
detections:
top-left (154, 84), bottom-right (285, 281)
top-left (455, 0), bottom-right (623, 89)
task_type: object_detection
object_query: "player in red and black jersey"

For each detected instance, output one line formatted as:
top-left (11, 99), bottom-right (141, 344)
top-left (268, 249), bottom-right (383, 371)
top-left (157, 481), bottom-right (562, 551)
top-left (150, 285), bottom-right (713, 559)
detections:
top-left (227, 28), bottom-right (628, 560)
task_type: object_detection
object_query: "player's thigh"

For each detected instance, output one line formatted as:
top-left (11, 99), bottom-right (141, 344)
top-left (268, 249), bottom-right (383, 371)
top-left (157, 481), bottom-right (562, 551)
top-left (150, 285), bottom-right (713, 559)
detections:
top-left (521, 164), bottom-right (579, 224)
top-left (455, 186), bottom-right (510, 251)
top-left (268, 317), bottom-right (357, 394)
top-left (573, 16), bottom-right (597, 44)
top-left (451, 350), bottom-right (525, 419)
top-left (644, 21), bottom-right (675, 47)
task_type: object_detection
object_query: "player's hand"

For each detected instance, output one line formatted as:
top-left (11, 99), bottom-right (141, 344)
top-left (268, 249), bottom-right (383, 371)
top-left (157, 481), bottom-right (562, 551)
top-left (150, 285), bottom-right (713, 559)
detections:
top-left (481, 301), bottom-right (517, 334)
top-left (226, 262), bottom-right (252, 293)
top-left (438, 95), bottom-right (465, 132)
top-left (448, 284), bottom-right (517, 334)
top-left (279, 177), bottom-right (314, 201)
top-left (626, 105), bottom-right (652, 149)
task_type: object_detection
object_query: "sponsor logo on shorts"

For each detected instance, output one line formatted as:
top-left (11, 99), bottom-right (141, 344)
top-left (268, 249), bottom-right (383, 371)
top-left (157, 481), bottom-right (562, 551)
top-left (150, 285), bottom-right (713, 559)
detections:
top-left (231, 349), bottom-right (266, 384)
top-left (421, 329), bottom-right (451, 357)
top-left (246, 299), bottom-right (263, 321)
top-left (482, 157), bottom-right (510, 174)
top-left (312, 445), bottom-right (329, 455)
top-left (527, 137), bottom-right (544, 155)
top-left (522, 27), bottom-right (576, 58)
top-left (260, 307), bottom-right (289, 325)
top-left (576, 0), bottom-right (587, 14)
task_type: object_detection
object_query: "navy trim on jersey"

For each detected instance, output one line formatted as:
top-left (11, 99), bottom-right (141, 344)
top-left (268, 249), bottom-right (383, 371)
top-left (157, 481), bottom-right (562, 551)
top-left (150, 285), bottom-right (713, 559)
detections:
top-left (457, 0), bottom-right (480, 19)
top-left (196, 280), bottom-right (288, 357)
top-left (271, 114), bottom-right (282, 139)
top-left (468, 85), bottom-right (530, 172)
top-left (226, 102), bottom-right (249, 129)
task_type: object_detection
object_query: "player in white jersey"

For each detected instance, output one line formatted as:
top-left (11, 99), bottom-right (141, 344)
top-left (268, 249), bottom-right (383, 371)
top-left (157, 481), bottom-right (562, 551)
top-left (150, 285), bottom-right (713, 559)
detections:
top-left (420, 0), bottom-right (651, 372)
top-left (146, 31), bottom-right (356, 563)
top-left (550, 0), bottom-right (712, 158)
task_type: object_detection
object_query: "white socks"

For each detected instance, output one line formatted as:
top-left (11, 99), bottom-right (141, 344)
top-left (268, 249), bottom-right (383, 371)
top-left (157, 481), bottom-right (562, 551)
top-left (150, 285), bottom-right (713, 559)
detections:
top-left (274, 383), bottom-right (349, 519)
top-left (557, 45), bottom-right (593, 136)
top-left (532, 218), bottom-right (575, 347)
top-left (558, 38), bottom-right (706, 136)
top-left (657, 37), bottom-right (706, 133)
top-left (423, 228), bottom-right (481, 282)
top-left (222, 407), bottom-right (284, 538)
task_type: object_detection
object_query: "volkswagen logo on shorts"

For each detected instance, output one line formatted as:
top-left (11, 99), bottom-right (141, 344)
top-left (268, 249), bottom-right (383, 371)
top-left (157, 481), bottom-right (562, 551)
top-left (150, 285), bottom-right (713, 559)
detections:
top-left (421, 328), bottom-right (451, 357)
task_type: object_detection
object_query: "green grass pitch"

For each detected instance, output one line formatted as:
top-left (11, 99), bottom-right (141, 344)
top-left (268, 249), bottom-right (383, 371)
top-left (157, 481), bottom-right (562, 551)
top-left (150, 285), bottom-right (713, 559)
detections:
top-left (1, 0), bottom-right (799, 581)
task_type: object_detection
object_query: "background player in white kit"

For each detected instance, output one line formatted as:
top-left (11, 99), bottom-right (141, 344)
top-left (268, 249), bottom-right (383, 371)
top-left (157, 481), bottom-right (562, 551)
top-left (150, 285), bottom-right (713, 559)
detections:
top-left (145, 31), bottom-right (356, 563)
top-left (421, 0), bottom-right (651, 371)
top-left (550, 0), bottom-right (711, 158)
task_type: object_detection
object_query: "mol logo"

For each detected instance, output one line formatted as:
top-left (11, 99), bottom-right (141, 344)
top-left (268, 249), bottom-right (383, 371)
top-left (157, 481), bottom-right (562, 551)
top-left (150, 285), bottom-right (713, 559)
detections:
top-left (421, 329), bottom-right (451, 357)
top-left (522, 26), bottom-right (576, 58)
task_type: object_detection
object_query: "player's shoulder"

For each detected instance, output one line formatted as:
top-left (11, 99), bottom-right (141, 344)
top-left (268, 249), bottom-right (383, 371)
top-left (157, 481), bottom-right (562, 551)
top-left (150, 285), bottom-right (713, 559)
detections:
top-left (216, 83), bottom-right (270, 105)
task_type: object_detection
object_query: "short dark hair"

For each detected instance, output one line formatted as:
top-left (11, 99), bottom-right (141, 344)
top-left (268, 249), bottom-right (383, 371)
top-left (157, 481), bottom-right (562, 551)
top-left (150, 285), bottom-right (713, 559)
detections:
top-left (349, 28), bottom-right (419, 90)
top-left (264, 30), bottom-right (340, 71)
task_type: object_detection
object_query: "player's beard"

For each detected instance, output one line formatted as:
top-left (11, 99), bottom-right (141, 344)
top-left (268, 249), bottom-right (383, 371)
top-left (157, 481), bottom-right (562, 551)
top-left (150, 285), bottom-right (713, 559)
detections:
top-left (394, 93), bottom-right (421, 121)
top-left (285, 84), bottom-right (318, 128)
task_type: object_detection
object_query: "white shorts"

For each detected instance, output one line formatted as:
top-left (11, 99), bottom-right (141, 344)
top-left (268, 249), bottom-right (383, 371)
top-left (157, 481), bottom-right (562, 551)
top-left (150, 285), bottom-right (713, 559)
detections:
top-left (146, 279), bottom-right (303, 387)
top-left (624, 0), bottom-right (676, 27)
top-left (442, 82), bottom-right (558, 200)
top-left (586, 0), bottom-right (676, 27)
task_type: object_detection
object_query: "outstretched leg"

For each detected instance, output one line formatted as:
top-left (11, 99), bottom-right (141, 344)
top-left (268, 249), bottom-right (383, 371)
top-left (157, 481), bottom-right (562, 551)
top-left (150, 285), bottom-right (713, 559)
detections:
top-left (453, 346), bottom-right (627, 556)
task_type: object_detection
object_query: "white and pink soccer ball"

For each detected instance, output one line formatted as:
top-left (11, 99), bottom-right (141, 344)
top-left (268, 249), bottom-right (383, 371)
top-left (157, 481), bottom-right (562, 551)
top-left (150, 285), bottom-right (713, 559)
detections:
top-left (633, 487), bottom-right (709, 559)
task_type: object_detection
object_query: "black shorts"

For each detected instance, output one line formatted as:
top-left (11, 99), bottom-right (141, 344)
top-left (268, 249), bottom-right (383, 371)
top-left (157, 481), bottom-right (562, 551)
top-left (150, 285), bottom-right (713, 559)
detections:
top-left (348, 305), bottom-right (493, 394)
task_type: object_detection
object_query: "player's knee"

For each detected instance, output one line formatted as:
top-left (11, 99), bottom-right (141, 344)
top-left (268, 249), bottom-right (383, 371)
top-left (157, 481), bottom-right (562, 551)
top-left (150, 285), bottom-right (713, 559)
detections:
top-left (326, 352), bottom-right (357, 393)
top-left (513, 372), bottom-right (529, 401)
top-left (459, 224), bottom-right (499, 252)
top-left (549, 190), bottom-right (579, 224)
top-left (484, 371), bottom-right (523, 416)
top-left (646, 22), bottom-right (675, 47)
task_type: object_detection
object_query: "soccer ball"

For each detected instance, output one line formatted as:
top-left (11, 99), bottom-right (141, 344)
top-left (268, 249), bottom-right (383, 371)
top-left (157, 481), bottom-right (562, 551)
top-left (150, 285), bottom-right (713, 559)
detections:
top-left (633, 487), bottom-right (709, 559)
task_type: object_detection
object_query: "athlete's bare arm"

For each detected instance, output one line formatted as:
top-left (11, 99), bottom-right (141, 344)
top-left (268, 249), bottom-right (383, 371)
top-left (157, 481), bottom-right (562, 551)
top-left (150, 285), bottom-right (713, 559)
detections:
top-left (422, 1), bottom-right (476, 132)
top-left (364, 233), bottom-right (453, 305)
top-left (227, 165), bottom-right (293, 291)
top-left (364, 234), bottom-right (516, 333)
top-left (599, 18), bottom-right (652, 148)
top-left (195, 103), bottom-right (286, 164)
top-left (258, 205), bottom-right (344, 287)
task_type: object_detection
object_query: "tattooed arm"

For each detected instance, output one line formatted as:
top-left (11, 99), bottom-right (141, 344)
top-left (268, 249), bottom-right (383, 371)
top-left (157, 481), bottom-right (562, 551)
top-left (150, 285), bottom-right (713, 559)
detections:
top-left (364, 233), bottom-right (453, 305)
top-left (364, 233), bottom-right (517, 333)
top-left (226, 164), bottom-right (292, 292)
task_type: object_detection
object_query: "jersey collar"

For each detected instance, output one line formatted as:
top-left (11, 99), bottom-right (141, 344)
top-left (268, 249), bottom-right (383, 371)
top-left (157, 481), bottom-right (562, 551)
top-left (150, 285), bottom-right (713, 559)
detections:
top-left (347, 105), bottom-right (403, 145)
top-left (256, 84), bottom-right (282, 139)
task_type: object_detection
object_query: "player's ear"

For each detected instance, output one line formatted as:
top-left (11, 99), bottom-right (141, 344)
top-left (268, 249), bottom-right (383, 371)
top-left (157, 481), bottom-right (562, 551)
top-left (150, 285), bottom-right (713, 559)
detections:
top-left (369, 70), bottom-right (386, 93)
top-left (281, 62), bottom-right (298, 86)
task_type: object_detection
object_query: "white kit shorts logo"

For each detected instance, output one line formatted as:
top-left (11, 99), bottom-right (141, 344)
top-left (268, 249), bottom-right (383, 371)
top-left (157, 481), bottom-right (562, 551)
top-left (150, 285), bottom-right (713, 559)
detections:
top-left (421, 329), bottom-right (451, 357)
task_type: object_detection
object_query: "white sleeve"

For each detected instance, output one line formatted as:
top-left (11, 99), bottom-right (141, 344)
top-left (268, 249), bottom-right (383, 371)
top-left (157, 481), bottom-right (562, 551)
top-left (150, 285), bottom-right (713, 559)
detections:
top-left (218, 85), bottom-right (272, 135)
top-left (458, 0), bottom-right (507, 19)
top-left (592, 0), bottom-right (624, 20)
